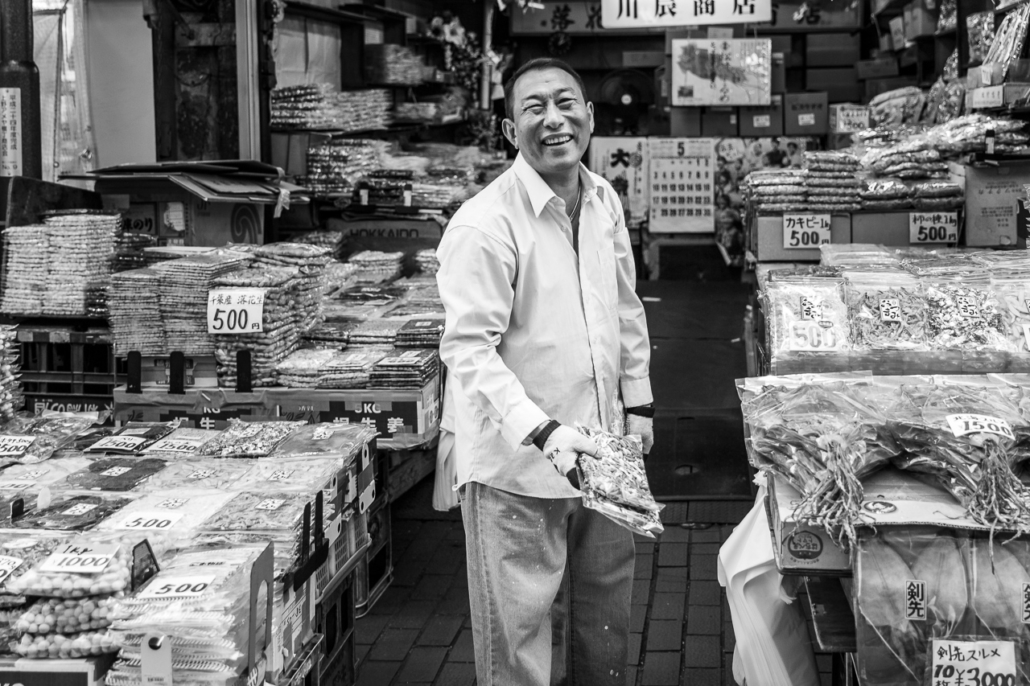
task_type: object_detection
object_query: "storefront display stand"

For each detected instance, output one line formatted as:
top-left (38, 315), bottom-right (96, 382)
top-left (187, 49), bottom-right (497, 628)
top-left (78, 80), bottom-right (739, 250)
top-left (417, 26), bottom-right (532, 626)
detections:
top-left (0, 653), bottom-right (116, 686)
top-left (803, 576), bottom-right (856, 653)
top-left (641, 231), bottom-right (716, 280)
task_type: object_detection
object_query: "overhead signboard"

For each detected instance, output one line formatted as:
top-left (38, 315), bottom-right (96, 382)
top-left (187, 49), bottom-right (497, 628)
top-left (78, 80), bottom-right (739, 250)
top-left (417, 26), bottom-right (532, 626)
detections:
top-left (603, 0), bottom-right (772, 29)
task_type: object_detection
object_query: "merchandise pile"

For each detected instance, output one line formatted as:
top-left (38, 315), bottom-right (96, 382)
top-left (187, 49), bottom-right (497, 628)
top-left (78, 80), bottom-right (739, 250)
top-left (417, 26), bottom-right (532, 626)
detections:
top-left (319, 348), bottom-right (389, 389)
top-left (368, 349), bottom-right (440, 389)
top-left (251, 243), bottom-right (333, 334)
top-left (109, 268), bottom-right (165, 355)
top-left (302, 139), bottom-right (386, 198)
top-left (801, 152), bottom-right (861, 212)
top-left (0, 325), bottom-right (22, 421)
top-left (742, 169), bottom-right (808, 214)
top-left (363, 44), bottom-right (425, 85)
top-left (760, 246), bottom-right (1030, 375)
top-left (270, 85), bottom-right (392, 133)
top-left (347, 250), bottom-right (404, 284)
top-left (355, 170), bottom-right (415, 207)
top-left (395, 319), bottom-right (445, 348)
top-left (1, 212), bottom-right (120, 317)
top-left (413, 249), bottom-right (440, 274)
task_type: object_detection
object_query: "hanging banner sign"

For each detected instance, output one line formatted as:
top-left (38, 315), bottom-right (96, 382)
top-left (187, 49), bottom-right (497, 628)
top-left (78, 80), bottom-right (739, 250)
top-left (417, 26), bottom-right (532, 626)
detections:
top-left (602, 0), bottom-right (772, 29)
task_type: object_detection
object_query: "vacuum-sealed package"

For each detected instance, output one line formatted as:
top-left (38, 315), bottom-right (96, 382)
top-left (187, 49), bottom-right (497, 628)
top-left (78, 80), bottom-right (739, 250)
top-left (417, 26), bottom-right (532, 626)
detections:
top-left (84, 422), bottom-right (177, 455)
top-left (61, 458), bottom-right (168, 492)
top-left (234, 458), bottom-right (342, 495)
top-left (269, 423), bottom-right (375, 459)
top-left (195, 420), bottom-right (305, 458)
top-left (97, 491), bottom-right (235, 536)
top-left (142, 429), bottom-right (221, 459)
top-left (575, 428), bottom-right (663, 538)
top-left (846, 270), bottom-right (928, 351)
top-left (0, 532), bottom-right (74, 597)
top-left (0, 458), bottom-right (90, 494)
top-left (1, 413), bottom-right (101, 463)
top-left (12, 495), bottom-right (133, 532)
top-left (131, 460), bottom-right (256, 494)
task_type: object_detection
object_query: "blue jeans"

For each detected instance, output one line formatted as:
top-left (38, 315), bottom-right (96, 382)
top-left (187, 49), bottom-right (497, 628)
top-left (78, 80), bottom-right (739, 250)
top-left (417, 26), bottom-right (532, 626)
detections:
top-left (460, 481), bottom-right (635, 686)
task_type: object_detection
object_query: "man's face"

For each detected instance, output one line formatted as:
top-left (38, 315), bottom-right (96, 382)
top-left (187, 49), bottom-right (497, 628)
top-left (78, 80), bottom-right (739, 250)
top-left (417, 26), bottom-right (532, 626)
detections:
top-left (503, 68), bottom-right (594, 179)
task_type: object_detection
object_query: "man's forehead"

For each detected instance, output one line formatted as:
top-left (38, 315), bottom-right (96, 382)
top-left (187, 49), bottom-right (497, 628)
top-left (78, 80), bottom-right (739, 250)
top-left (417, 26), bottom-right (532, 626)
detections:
top-left (514, 68), bottom-right (582, 101)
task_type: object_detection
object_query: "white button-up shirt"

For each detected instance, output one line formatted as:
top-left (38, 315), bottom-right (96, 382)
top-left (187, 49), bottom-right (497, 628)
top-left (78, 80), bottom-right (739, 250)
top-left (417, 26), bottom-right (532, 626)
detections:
top-left (436, 153), bottom-right (652, 499)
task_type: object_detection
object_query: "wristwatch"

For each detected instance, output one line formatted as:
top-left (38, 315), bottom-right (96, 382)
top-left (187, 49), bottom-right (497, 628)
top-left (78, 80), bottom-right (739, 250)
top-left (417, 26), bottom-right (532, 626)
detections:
top-left (625, 404), bottom-right (655, 419)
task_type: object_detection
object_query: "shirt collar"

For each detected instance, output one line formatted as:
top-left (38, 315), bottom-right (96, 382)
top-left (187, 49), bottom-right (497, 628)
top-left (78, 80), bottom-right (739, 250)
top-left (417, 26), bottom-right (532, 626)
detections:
top-left (512, 153), bottom-right (601, 217)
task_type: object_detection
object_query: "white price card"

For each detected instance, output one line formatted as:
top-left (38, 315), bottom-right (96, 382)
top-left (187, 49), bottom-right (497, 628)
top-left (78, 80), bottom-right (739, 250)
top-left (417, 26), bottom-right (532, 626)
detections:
top-left (0, 556), bottom-right (23, 585)
top-left (207, 288), bottom-right (265, 335)
top-left (267, 470), bottom-right (294, 482)
top-left (930, 639), bottom-right (1015, 686)
top-left (60, 503), bottom-right (98, 517)
top-left (783, 214), bottom-right (831, 249)
top-left (138, 575), bottom-right (216, 600)
top-left (956, 295), bottom-right (979, 319)
top-left (91, 436), bottom-right (147, 453)
top-left (255, 499), bottom-right (285, 511)
top-left (753, 115), bottom-right (771, 128)
top-left (0, 436), bottom-right (34, 458)
top-left (798, 113), bottom-right (816, 126)
top-left (835, 106), bottom-right (870, 133)
top-left (909, 212), bottom-right (959, 244)
top-left (39, 542), bottom-right (118, 574)
top-left (187, 468), bottom-right (215, 480)
top-left (101, 467), bottom-right (132, 478)
top-left (115, 512), bottom-right (186, 531)
top-left (946, 414), bottom-right (1015, 440)
top-left (145, 436), bottom-right (206, 454)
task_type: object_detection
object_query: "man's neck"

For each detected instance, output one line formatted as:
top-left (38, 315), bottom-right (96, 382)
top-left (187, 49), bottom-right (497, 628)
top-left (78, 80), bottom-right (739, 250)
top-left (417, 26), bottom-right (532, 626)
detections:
top-left (540, 168), bottom-right (581, 214)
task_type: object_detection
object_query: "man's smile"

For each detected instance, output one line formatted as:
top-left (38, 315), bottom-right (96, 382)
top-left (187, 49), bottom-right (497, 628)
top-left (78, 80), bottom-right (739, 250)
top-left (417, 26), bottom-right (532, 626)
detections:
top-left (542, 134), bottom-right (573, 147)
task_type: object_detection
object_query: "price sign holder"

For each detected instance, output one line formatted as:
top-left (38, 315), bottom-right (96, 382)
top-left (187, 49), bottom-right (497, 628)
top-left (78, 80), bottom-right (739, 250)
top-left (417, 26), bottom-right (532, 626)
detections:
top-left (783, 214), bottom-right (832, 250)
top-left (930, 639), bottom-right (1015, 686)
top-left (138, 574), bottom-right (216, 600)
top-left (909, 211), bottom-right (959, 244)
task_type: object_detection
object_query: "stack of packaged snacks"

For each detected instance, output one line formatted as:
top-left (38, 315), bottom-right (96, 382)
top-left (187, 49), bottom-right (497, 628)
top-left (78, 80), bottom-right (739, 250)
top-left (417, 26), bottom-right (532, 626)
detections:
top-left (109, 268), bottom-right (166, 355)
top-left (803, 152), bottom-right (861, 212)
top-left (251, 243), bottom-right (332, 334)
top-left (743, 169), bottom-right (808, 214)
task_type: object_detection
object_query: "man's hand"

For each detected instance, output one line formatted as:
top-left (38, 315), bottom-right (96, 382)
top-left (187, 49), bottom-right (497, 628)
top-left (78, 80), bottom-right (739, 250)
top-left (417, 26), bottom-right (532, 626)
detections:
top-left (542, 425), bottom-right (599, 488)
top-left (626, 414), bottom-right (654, 456)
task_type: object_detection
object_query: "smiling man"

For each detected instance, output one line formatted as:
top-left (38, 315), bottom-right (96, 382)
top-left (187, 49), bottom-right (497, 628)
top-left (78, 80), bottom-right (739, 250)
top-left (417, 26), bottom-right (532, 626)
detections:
top-left (435, 58), bottom-right (654, 686)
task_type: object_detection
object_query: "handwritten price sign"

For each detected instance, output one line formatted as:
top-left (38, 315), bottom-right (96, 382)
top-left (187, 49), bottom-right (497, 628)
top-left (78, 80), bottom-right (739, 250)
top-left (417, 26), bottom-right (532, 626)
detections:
top-left (909, 212), bottom-right (959, 244)
top-left (783, 214), bottom-right (831, 249)
top-left (930, 640), bottom-right (1015, 686)
top-left (207, 288), bottom-right (265, 335)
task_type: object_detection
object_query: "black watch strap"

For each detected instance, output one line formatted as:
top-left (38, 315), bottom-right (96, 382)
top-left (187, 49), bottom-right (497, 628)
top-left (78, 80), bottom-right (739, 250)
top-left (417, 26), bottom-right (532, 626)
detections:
top-left (626, 405), bottom-right (655, 419)
top-left (532, 420), bottom-right (562, 452)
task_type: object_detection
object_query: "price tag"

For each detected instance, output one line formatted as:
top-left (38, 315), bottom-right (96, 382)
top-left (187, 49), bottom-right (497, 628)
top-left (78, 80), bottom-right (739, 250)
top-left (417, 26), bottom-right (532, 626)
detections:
top-left (267, 470), bottom-right (294, 482)
top-left (90, 436), bottom-right (147, 453)
top-left (138, 574), bottom-right (216, 600)
top-left (101, 467), bottom-right (132, 478)
top-left (145, 436), bottom-right (205, 454)
top-left (783, 214), bottom-right (831, 249)
top-left (946, 414), bottom-right (1015, 440)
top-left (798, 113), bottom-right (816, 126)
top-left (17, 468), bottom-right (48, 481)
top-left (188, 468), bottom-right (215, 480)
top-left (788, 321), bottom-right (843, 352)
top-left (0, 436), bottom-right (34, 457)
top-left (835, 106), bottom-right (870, 133)
top-left (879, 298), bottom-right (902, 322)
top-left (956, 295), bottom-right (978, 318)
top-left (39, 542), bottom-right (118, 574)
top-left (61, 503), bottom-right (98, 517)
top-left (799, 296), bottom-right (824, 321)
top-left (0, 556), bottom-right (24, 584)
top-left (157, 498), bottom-right (187, 509)
top-left (115, 511), bottom-right (186, 531)
top-left (207, 288), bottom-right (265, 335)
top-left (753, 114), bottom-right (771, 128)
top-left (930, 639), bottom-right (1015, 686)
top-left (909, 212), bottom-right (959, 244)
top-left (255, 499), bottom-right (285, 511)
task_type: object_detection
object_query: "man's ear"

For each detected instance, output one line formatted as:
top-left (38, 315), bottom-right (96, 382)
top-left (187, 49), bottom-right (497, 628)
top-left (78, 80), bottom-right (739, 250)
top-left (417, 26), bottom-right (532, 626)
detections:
top-left (587, 101), bottom-right (594, 134)
top-left (502, 119), bottom-right (518, 149)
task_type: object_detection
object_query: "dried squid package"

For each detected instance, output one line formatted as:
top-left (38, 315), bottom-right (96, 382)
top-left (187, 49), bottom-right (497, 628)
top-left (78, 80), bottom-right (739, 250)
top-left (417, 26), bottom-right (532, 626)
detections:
top-left (845, 270), bottom-right (928, 352)
top-left (60, 458), bottom-right (168, 492)
top-left (0, 458), bottom-right (90, 494)
top-left (195, 419), bottom-right (305, 458)
top-left (922, 275), bottom-right (1010, 353)
top-left (97, 491), bottom-right (235, 536)
top-left (270, 423), bottom-right (375, 459)
top-left (3, 412), bottom-right (101, 464)
top-left (574, 428), bottom-right (663, 538)
top-left (233, 458), bottom-right (342, 495)
top-left (12, 495), bottom-right (133, 532)
top-left (130, 460), bottom-right (255, 494)
top-left (765, 276), bottom-right (851, 373)
top-left (992, 272), bottom-right (1030, 355)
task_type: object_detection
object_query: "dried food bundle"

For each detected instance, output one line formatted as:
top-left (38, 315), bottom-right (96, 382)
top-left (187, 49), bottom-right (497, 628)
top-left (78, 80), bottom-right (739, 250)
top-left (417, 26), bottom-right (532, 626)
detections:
top-left (803, 151), bottom-right (859, 172)
top-left (923, 276), bottom-right (1009, 352)
top-left (61, 458), bottom-right (168, 492)
top-left (983, 1), bottom-right (1030, 79)
top-left (395, 318), bottom-right (445, 348)
top-left (369, 349), bottom-right (439, 389)
top-left (846, 270), bottom-right (928, 351)
top-left (318, 348), bottom-right (389, 389)
top-left (12, 495), bottom-right (132, 532)
top-left (196, 419), bottom-right (305, 458)
top-left (129, 459), bottom-right (254, 494)
top-left (993, 272), bottom-right (1030, 353)
top-left (97, 492), bottom-right (235, 536)
top-left (744, 382), bottom-right (900, 549)
top-left (575, 428), bottom-right (663, 538)
top-left (347, 250), bottom-right (404, 284)
top-left (274, 348), bottom-right (340, 388)
top-left (890, 384), bottom-right (1030, 533)
top-left (967, 11), bottom-right (996, 65)
top-left (109, 268), bottom-right (166, 355)
top-left (0, 412), bottom-right (100, 464)
top-left (83, 422), bottom-right (176, 455)
top-left (270, 423), bottom-right (375, 459)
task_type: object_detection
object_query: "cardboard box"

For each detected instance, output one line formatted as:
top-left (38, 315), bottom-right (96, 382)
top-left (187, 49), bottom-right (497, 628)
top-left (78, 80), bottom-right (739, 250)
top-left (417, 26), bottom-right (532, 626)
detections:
top-left (805, 33), bottom-right (860, 67)
top-left (963, 162), bottom-right (1030, 246)
top-left (829, 104), bottom-right (871, 133)
top-left (771, 53), bottom-right (787, 93)
top-left (904, 2), bottom-right (935, 38)
top-left (751, 214), bottom-right (852, 262)
top-left (739, 96), bottom-right (784, 136)
top-left (806, 68), bottom-right (863, 103)
top-left (784, 92), bottom-right (829, 135)
top-left (0, 656), bottom-right (116, 686)
top-left (669, 107), bottom-right (702, 137)
top-left (851, 211), bottom-right (953, 247)
top-left (768, 475), bottom-right (851, 575)
top-left (701, 107), bottom-right (739, 137)
top-left (889, 15), bottom-right (906, 50)
top-left (855, 57), bottom-right (899, 80)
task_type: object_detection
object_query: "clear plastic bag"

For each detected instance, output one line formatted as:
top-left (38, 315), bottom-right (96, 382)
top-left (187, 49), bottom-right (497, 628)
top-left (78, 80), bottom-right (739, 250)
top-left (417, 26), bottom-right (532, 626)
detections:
top-left (201, 492), bottom-right (326, 534)
top-left (12, 628), bottom-right (120, 658)
top-left (233, 458), bottom-right (342, 495)
top-left (765, 276), bottom-right (851, 371)
top-left (269, 423), bottom-right (374, 459)
top-left (922, 275), bottom-right (1010, 352)
top-left (0, 531), bottom-right (74, 595)
top-left (196, 420), bottom-right (305, 458)
top-left (61, 458), bottom-right (168, 492)
top-left (142, 429), bottom-right (222, 459)
top-left (15, 594), bottom-right (121, 634)
top-left (845, 270), bottom-right (928, 351)
top-left (1, 413), bottom-right (101, 463)
top-left (0, 458), bottom-right (90, 493)
top-left (575, 428), bottom-right (663, 538)
top-left (97, 491), bottom-right (235, 536)
top-left (84, 422), bottom-right (177, 455)
top-left (12, 495), bottom-right (133, 532)
top-left (130, 460), bottom-right (256, 494)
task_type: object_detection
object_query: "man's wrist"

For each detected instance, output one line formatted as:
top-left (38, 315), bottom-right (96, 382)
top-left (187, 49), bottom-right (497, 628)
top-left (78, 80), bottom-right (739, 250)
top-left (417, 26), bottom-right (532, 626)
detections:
top-left (532, 420), bottom-right (562, 452)
top-left (626, 404), bottom-right (655, 419)
top-left (523, 420), bottom-right (551, 447)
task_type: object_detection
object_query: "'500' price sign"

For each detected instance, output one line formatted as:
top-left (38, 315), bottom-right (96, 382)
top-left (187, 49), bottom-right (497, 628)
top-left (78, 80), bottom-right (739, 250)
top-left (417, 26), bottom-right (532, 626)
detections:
top-left (207, 288), bottom-right (265, 334)
top-left (910, 212), bottom-right (959, 244)
top-left (783, 214), bottom-right (831, 249)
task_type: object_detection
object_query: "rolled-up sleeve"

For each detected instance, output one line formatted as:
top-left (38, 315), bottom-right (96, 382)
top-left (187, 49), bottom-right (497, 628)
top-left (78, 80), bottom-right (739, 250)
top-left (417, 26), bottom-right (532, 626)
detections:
top-left (612, 206), bottom-right (653, 408)
top-left (436, 224), bottom-right (550, 451)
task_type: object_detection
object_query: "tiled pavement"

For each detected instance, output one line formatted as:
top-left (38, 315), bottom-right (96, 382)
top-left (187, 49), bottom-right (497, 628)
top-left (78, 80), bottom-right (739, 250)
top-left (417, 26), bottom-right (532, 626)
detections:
top-left (354, 510), bottom-right (750, 686)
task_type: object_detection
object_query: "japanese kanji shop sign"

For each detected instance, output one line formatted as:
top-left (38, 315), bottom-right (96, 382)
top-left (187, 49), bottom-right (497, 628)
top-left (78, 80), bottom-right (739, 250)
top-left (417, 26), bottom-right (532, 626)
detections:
top-left (603, 0), bottom-right (771, 29)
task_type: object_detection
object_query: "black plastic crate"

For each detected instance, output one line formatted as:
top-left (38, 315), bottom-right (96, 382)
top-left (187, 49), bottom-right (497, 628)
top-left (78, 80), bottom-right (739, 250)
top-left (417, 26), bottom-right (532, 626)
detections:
top-left (354, 501), bottom-right (392, 618)
top-left (316, 571), bottom-right (355, 686)
top-left (15, 325), bottom-right (124, 412)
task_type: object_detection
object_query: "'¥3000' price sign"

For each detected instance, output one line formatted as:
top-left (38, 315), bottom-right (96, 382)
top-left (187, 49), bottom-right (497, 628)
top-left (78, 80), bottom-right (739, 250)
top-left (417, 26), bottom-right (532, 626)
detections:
top-left (930, 639), bottom-right (1016, 686)
top-left (207, 288), bottom-right (265, 334)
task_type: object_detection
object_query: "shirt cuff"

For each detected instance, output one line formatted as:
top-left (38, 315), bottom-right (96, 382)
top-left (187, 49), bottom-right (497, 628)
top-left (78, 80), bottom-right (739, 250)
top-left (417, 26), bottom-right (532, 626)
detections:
top-left (621, 377), bottom-right (653, 409)
top-left (500, 399), bottom-right (551, 452)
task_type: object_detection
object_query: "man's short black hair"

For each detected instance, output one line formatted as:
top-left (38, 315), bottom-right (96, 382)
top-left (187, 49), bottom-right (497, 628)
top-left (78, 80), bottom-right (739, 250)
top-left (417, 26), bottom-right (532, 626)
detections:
top-left (503, 58), bottom-right (587, 120)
